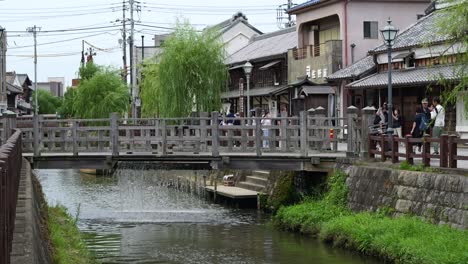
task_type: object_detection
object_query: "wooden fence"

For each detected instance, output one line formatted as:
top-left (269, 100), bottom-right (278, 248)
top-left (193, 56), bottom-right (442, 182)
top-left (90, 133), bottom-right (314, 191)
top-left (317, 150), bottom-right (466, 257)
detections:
top-left (0, 129), bottom-right (23, 264)
top-left (369, 134), bottom-right (468, 168)
top-left (4, 107), bottom-right (366, 157)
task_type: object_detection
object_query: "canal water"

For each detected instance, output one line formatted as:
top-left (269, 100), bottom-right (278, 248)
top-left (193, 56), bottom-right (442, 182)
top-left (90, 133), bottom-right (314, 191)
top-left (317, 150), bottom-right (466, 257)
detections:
top-left (36, 169), bottom-right (379, 264)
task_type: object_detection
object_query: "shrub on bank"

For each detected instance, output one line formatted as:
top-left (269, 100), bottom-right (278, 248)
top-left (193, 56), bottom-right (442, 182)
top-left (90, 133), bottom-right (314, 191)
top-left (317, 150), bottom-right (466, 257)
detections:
top-left (48, 205), bottom-right (99, 264)
top-left (274, 170), bottom-right (468, 264)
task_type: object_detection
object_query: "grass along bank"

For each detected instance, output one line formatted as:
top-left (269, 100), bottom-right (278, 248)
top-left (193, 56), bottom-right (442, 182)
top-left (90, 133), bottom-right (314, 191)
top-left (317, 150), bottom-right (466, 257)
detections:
top-left (48, 205), bottom-right (99, 264)
top-left (274, 171), bottom-right (468, 264)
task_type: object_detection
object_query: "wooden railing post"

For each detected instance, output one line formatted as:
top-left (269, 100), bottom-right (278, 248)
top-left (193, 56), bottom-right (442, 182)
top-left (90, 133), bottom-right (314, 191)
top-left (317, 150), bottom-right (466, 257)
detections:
top-left (255, 116), bottom-right (262, 156)
top-left (448, 135), bottom-right (457, 168)
top-left (110, 112), bottom-right (119, 156)
top-left (392, 135), bottom-right (398, 163)
top-left (405, 134), bottom-right (414, 165)
top-left (72, 120), bottom-right (78, 156)
top-left (200, 112), bottom-right (208, 152)
top-left (161, 119), bottom-right (167, 156)
top-left (300, 111), bottom-right (308, 156)
top-left (361, 106), bottom-right (376, 158)
top-left (439, 134), bottom-right (448, 168)
top-left (33, 115), bottom-right (40, 157)
top-left (307, 108), bottom-right (315, 150)
top-left (422, 134), bottom-right (430, 167)
top-left (280, 110), bottom-right (288, 151)
top-left (211, 111), bottom-right (219, 157)
top-left (346, 106), bottom-right (358, 157)
top-left (380, 134), bottom-right (386, 162)
top-left (315, 106), bottom-right (325, 151)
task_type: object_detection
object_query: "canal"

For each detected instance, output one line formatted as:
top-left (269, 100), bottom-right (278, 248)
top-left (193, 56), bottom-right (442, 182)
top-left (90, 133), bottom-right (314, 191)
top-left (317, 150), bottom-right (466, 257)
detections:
top-left (36, 169), bottom-right (379, 264)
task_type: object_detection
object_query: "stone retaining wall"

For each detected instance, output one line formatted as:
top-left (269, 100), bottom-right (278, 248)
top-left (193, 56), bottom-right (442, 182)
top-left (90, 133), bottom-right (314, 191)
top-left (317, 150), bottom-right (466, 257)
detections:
top-left (10, 159), bottom-right (51, 264)
top-left (345, 166), bottom-right (467, 229)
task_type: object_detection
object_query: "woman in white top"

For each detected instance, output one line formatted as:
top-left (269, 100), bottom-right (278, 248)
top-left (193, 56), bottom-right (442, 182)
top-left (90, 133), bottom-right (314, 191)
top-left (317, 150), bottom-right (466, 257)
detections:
top-left (261, 111), bottom-right (271, 148)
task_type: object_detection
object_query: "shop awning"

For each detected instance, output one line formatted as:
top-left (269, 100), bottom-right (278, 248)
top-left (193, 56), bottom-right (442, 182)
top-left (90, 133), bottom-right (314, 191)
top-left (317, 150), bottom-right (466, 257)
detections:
top-left (259, 60), bottom-right (281, 70)
top-left (300, 86), bottom-right (335, 96)
top-left (221, 85), bottom-right (287, 99)
top-left (346, 65), bottom-right (458, 89)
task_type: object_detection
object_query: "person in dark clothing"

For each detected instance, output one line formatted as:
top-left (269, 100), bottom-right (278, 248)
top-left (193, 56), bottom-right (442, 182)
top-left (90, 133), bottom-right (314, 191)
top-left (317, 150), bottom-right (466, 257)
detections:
top-left (410, 106), bottom-right (424, 152)
top-left (226, 109), bottom-right (235, 125)
top-left (421, 98), bottom-right (431, 135)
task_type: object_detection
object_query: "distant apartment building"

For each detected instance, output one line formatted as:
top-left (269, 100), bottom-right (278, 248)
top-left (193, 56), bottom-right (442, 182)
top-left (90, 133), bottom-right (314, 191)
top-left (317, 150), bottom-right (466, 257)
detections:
top-left (286, 0), bottom-right (431, 116)
top-left (36, 79), bottom-right (64, 97)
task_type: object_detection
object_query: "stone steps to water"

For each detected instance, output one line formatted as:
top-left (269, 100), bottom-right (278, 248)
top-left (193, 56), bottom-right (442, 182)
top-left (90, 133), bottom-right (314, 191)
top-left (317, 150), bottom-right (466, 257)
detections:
top-left (236, 181), bottom-right (265, 192)
top-left (234, 170), bottom-right (270, 192)
top-left (245, 176), bottom-right (268, 186)
top-left (252, 170), bottom-right (270, 179)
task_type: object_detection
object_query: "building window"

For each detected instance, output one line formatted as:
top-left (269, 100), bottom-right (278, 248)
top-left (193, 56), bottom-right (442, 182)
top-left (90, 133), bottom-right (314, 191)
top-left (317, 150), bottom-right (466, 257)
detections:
top-left (405, 54), bottom-right (415, 69)
top-left (363, 21), bottom-right (378, 39)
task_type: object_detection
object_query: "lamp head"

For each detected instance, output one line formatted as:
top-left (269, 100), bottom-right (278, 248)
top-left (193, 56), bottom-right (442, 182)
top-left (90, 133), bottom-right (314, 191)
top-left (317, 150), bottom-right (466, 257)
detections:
top-left (380, 18), bottom-right (399, 46)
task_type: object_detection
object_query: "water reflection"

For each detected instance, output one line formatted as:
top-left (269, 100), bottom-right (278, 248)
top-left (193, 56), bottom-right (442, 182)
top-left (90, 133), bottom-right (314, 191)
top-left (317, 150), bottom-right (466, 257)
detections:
top-left (37, 169), bottom-right (378, 264)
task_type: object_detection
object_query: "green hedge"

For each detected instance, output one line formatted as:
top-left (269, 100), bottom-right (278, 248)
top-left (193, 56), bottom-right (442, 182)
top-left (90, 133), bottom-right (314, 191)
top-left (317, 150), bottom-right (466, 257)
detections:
top-left (274, 170), bottom-right (468, 264)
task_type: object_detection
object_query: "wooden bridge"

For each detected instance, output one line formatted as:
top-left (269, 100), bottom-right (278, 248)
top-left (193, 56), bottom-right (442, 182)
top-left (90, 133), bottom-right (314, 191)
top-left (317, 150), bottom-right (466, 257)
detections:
top-left (0, 107), bottom-right (368, 171)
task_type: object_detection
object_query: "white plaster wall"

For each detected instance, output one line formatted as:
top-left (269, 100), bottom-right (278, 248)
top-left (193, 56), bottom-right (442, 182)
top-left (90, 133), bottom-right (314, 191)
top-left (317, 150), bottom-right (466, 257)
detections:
top-left (221, 22), bottom-right (259, 56)
top-left (347, 1), bottom-right (430, 66)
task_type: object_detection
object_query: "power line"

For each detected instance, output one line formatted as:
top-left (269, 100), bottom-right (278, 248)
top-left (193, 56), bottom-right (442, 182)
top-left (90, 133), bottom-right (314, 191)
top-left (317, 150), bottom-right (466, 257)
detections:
top-left (0, 2), bottom-right (121, 11)
top-left (8, 31), bottom-right (119, 49)
top-left (8, 25), bottom-right (122, 34)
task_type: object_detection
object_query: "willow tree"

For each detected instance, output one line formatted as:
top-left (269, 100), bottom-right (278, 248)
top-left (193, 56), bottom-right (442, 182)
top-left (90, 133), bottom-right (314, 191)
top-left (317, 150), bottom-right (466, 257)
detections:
top-left (73, 66), bottom-right (129, 118)
top-left (140, 22), bottom-right (228, 117)
top-left (32, 89), bottom-right (62, 114)
top-left (436, 0), bottom-right (468, 112)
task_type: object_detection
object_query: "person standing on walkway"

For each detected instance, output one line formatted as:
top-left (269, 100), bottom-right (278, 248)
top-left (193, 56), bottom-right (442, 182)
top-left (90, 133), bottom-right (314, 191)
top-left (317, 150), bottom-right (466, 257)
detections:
top-left (392, 108), bottom-right (403, 144)
top-left (421, 98), bottom-right (432, 135)
top-left (261, 110), bottom-right (271, 148)
top-left (410, 106), bottom-right (424, 152)
top-left (430, 96), bottom-right (445, 155)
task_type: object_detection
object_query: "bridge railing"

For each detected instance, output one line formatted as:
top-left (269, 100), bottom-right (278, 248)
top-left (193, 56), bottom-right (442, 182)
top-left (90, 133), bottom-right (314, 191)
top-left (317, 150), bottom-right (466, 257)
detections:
top-left (13, 106), bottom-right (365, 157)
top-left (0, 129), bottom-right (23, 264)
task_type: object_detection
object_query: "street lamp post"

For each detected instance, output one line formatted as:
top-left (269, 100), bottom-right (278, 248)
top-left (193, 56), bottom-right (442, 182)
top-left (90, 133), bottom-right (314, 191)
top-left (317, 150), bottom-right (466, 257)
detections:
top-left (243, 61), bottom-right (253, 117)
top-left (380, 18), bottom-right (399, 136)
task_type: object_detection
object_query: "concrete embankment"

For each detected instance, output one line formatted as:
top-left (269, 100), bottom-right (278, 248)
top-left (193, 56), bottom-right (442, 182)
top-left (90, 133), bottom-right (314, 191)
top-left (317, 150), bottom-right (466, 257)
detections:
top-left (10, 159), bottom-right (52, 264)
top-left (345, 165), bottom-right (467, 229)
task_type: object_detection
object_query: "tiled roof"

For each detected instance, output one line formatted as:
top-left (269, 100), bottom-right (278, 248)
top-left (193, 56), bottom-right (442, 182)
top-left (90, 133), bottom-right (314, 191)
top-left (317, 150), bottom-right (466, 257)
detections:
top-left (372, 11), bottom-right (451, 53)
top-left (208, 12), bottom-right (262, 35)
top-left (221, 85), bottom-right (287, 99)
top-left (7, 82), bottom-right (23, 94)
top-left (287, 0), bottom-right (324, 14)
top-left (347, 64), bottom-right (458, 89)
top-left (227, 27), bottom-right (296, 64)
top-left (327, 56), bottom-right (376, 80)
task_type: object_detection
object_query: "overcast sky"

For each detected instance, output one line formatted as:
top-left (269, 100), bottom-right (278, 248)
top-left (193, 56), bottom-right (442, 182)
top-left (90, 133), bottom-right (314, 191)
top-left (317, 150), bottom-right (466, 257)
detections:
top-left (1, 0), bottom-right (291, 86)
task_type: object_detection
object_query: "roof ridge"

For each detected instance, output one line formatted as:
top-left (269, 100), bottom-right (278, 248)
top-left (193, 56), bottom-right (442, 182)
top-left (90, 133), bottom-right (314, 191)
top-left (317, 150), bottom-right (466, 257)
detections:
top-left (252, 27), bottom-right (295, 41)
top-left (371, 11), bottom-right (445, 54)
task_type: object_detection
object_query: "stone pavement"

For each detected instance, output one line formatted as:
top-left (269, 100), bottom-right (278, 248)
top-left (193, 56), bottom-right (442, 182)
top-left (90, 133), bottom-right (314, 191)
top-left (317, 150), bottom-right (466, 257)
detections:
top-left (10, 159), bottom-right (51, 264)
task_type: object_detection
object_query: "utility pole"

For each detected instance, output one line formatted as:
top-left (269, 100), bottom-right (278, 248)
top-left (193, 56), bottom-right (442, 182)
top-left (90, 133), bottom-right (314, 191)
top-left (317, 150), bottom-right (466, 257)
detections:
top-left (85, 47), bottom-right (96, 63)
top-left (129, 0), bottom-right (135, 118)
top-left (0, 27), bottom-right (6, 111)
top-left (121, 0), bottom-right (127, 82)
top-left (287, 0), bottom-right (293, 27)
top-left (27, 25), bottom-right (40, 116)
top-left (276, 1), bottom-right (296, 29)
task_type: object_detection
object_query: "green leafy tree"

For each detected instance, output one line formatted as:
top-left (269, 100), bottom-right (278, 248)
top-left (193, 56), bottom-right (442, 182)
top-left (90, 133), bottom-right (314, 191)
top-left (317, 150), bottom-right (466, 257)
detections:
top-left (57, 87), bottom-right (77, 118)
top-left (436, 0), bottom-right (468, 112)
top-left (140, 21), bottom-right (228, 117)
top-left (79, 62), bottom-right (100, 80)
top-left (73, 67), bottom-right (130, 118)
top-left (32, 89), bottom-right (62, 114)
